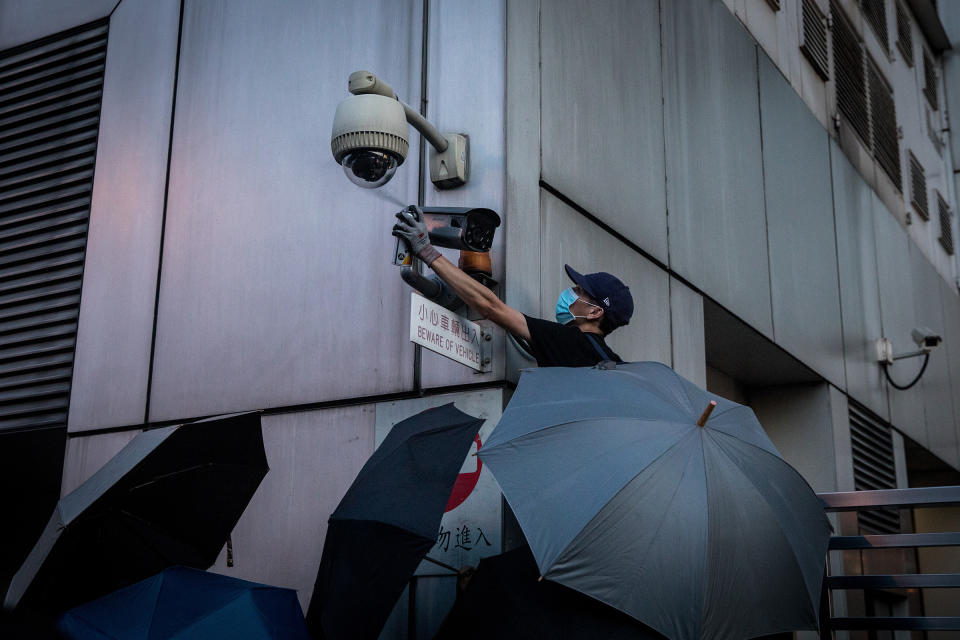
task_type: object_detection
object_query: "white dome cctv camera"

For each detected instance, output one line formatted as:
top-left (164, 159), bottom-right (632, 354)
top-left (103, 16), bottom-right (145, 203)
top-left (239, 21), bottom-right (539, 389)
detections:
top-left (331, 71), bottom-right (468, 190)
top-left (331, 94), bottom-right (409, 189)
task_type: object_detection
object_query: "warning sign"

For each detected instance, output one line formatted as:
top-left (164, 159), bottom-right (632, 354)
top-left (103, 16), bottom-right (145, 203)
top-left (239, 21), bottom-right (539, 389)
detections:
top-left (409, 293), bottom-right (490, 372)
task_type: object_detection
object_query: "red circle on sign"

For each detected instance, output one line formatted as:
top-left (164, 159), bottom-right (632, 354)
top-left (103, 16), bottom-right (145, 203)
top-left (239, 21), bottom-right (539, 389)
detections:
top-left (444, 434), bottom-right (482, 512)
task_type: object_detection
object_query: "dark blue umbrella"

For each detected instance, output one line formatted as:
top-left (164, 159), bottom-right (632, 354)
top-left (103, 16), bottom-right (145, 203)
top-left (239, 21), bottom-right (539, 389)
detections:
top-left (56, 566), bottom-right (308, 639)
top-left (305, 403), bottom-right (484, 640)
top-left (479, 361), bottom-right (832, 640)
top-left (5, 413), bottom-right (268, 614)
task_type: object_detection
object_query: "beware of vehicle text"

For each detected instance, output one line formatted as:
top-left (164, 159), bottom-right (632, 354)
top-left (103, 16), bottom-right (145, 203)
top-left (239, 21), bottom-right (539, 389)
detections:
top-left (409, 293), bottom-right (490, 372)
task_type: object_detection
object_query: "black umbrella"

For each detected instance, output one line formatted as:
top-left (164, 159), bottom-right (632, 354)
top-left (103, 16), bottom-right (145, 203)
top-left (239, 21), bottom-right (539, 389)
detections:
top-left (305, 403), bottom-right (484, 640)
top-left (434, 546), bottom-right (665, 640)
top-left (4, 412), bottom-right (268, 614)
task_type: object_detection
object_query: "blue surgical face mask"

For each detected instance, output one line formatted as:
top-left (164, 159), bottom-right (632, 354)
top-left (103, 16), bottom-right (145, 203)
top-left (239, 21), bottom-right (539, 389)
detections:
top-left (555, 287), bottom-right (583, 325)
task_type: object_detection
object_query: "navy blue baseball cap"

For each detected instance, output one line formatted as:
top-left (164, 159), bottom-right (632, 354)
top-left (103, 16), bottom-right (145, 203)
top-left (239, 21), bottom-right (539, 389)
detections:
top-left (565, 264), bottom-right (634, 329)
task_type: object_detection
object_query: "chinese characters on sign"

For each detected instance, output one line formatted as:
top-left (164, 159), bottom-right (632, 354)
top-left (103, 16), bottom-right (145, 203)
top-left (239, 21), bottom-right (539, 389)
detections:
top-left (409, 293), bottom-right (490, 372)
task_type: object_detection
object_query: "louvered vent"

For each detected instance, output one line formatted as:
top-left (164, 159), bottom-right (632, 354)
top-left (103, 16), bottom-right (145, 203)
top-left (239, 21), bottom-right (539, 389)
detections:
top-left (909, 152), bottom-right (928, 220)
top-left (0, 21), bottom-right (106, 432)
top-left (923, 49), bottom-right (937, 110)
top-left (938, 191), bottom-right (954, 255)
top-left (895, 1), bottom-right (913, 66)
top-left (868, 59), bottom-right (901, 190)
top-left (765, 0), bottom-right (781, 10)
top-left (801, 0), bottom-right (830, 81)
top-left (833, 2), bottom-right (870, 145)
top-left (860, 0), bottom-right (888, 51)
top-left (849, 405), bottom-right (900, 535)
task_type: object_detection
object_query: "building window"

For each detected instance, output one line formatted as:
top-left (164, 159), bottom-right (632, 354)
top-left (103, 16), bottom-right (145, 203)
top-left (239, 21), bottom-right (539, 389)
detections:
top-left (868, 57), bottom-right (901, 190)
top-left (0, 20), bottom-right (107, 433)
top-left (860, 0), bottom-right (888, 52)
top-left (895, 1), bottom-right (913, 66)
top-left (801, 0), bottom-right (830, 80)
top-left (909, 151), bottom-right (928, 220)
top-left (938, 192), bottom-right (954, 255)
top-left (923, 49), bottom-right (938, 110)
top-left (833, 2), bottom-right (870, 144)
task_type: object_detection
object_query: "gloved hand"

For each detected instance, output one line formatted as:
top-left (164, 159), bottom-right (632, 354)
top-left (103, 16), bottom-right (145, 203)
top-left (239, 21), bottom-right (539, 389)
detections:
top-left (392, 205), bottom-right (441, 266)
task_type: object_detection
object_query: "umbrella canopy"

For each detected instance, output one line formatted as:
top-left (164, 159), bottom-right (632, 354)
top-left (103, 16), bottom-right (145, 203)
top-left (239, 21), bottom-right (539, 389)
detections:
top-left (479, 362), bottom-right (832, 640)
top-left (5, 412), bottom-right (268, 614)
top-left (434, 546), bottom-right (664, 640)
top-left (305, 403), bottom-right (484, 640)
top-left (57, 566), bottom-right (308, 639)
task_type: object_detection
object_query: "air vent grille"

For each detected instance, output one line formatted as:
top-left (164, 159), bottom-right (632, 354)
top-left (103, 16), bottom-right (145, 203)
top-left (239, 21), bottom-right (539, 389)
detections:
top-left (0, 20), bottom-right (106, 432)
top-left (801, 0), bottom-right (830, 80)
top-left (895, 1), bottom-right (913, 66)
top-left (938, 191), bottom-right (954, 255)
top-left (923, 49), bottom-right (937, 110)
top-left (833, 2), bottom-right (870, 146)
top-left (909, 151), bottom-right (928, 220)
top-left (850, 405), bottom-right (900, 535)
top-left (868, 58), bottom-right (900, 190)
top-left (860, 0), bottom-right (888, 51)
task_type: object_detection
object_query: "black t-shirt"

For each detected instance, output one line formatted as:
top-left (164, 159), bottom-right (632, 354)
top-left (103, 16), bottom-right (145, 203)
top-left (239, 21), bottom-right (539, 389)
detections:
top-left (521, 315), bottom-right (624, 367)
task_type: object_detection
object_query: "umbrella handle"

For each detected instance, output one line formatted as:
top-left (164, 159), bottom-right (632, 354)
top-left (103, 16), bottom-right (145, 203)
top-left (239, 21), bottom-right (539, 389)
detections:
top-left (697, 401), bottom-right (717, 427)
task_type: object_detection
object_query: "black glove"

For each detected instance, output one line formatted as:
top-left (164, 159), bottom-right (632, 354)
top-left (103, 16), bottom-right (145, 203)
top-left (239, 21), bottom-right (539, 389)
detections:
top-left (392, 206), bottom-right (441, 265)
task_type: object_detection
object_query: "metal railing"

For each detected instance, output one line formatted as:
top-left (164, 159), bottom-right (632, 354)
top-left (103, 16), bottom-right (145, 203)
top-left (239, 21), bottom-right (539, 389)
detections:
top-left (817, 485), bottom-right (960, 633)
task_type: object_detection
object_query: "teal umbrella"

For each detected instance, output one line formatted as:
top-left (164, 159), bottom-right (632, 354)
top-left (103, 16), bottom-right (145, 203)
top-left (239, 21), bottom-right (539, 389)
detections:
top-left (479, 361), bottom-right (831, 640)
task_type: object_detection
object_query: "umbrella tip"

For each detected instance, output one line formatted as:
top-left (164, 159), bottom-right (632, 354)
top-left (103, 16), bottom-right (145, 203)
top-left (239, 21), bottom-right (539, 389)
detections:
top-left (697, 401), bottom-right (717, 427)
top-left (537, 575), bottom-right (543, 582)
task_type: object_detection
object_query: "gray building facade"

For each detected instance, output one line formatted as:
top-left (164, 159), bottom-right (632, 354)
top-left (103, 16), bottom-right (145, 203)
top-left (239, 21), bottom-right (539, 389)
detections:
top-left (2, 0), bottom-right (960, 635)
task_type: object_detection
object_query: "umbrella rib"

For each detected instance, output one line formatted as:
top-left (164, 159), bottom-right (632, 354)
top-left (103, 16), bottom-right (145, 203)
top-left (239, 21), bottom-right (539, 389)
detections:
top-left (486, 416), bottom-right (692, 448)
top-left (705, 431), bottom-right (826, 609)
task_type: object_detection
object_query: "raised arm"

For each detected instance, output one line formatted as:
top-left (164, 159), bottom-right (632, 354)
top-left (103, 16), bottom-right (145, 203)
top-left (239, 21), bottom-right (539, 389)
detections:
top-left (393, 207), bottom-right (530, 341)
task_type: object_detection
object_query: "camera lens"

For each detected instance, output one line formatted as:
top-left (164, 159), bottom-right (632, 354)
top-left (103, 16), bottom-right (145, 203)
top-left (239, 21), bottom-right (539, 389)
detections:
top-left (342, 150), bottom-right (399, 189)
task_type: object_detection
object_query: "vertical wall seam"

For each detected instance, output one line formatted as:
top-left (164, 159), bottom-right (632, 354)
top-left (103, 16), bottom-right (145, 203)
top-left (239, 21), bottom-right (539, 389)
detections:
top-left (659, 0), bottom-right (675, 369)
top-left (827, 139), bottom-right (851, 394)
top-left (756, 45), bottom-right (777, 342)
top-left (144, 0), bottom-right (185, 424)
top-left (412, 0), bottom-right (430, 395)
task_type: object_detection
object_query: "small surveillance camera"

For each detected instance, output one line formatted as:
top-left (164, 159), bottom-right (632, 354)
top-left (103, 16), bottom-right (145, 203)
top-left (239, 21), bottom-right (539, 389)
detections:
top-left (331, 94), bottom-right (409, 189)
top-left (911, 327), bottom-right (942, 351)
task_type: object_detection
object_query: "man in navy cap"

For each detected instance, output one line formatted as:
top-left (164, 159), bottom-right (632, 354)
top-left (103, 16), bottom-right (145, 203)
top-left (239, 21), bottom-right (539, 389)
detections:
top-left (393, 208), bottom-right (634, 367)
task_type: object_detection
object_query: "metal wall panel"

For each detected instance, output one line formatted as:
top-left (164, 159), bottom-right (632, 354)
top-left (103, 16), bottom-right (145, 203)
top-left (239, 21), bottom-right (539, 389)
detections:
top-left (670, 277), bottom-right (706, 388)
top-left (910, 249), bottom-right (959, 468)
top-left (874, 204), bottom-right (926, 446)
top-left (149, 0), bottom-right (421, 420)
top-left (831, 141), bottom-right (888, 420)
top-left (539, 0), bottom-right (667, 263)
top-left (662, 0), bottom-right (773, 337)
top-left (504, 0), bottom-right (541, 383)
top-left (60, 429), bottom-right (139, 495)
top-left (208, 405), bottom-right (376, 612)
top-left (940, 279), bottom-right (960, 469)
top-left (68, 0), bottom-right (180, 432)
top-left (0, 0), bottom-right (116, 51)
top-left (751, 383), bottom-right (839, 493)
top-left (539, 190), bottom-right (671, 365)
top-left (419, 0), bottom-right (506, 389)
top-left (759, 53), bottom-right (845, 387)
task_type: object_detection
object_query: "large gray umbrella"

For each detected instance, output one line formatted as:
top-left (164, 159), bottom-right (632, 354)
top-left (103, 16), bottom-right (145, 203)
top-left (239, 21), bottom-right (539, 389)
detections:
top-left (479, 361), bottom-right (832, 640)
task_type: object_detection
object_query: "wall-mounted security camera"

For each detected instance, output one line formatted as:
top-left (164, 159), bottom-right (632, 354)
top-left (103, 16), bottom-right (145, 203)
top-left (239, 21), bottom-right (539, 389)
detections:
top-left (911, 327), bottom-right (942, 352)
top-left (877, 326), bottom-right (945, 391)
top-left (419, 207), bottom-right (500, 252)
top-left (331, 71), bottom-right (468, 189)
